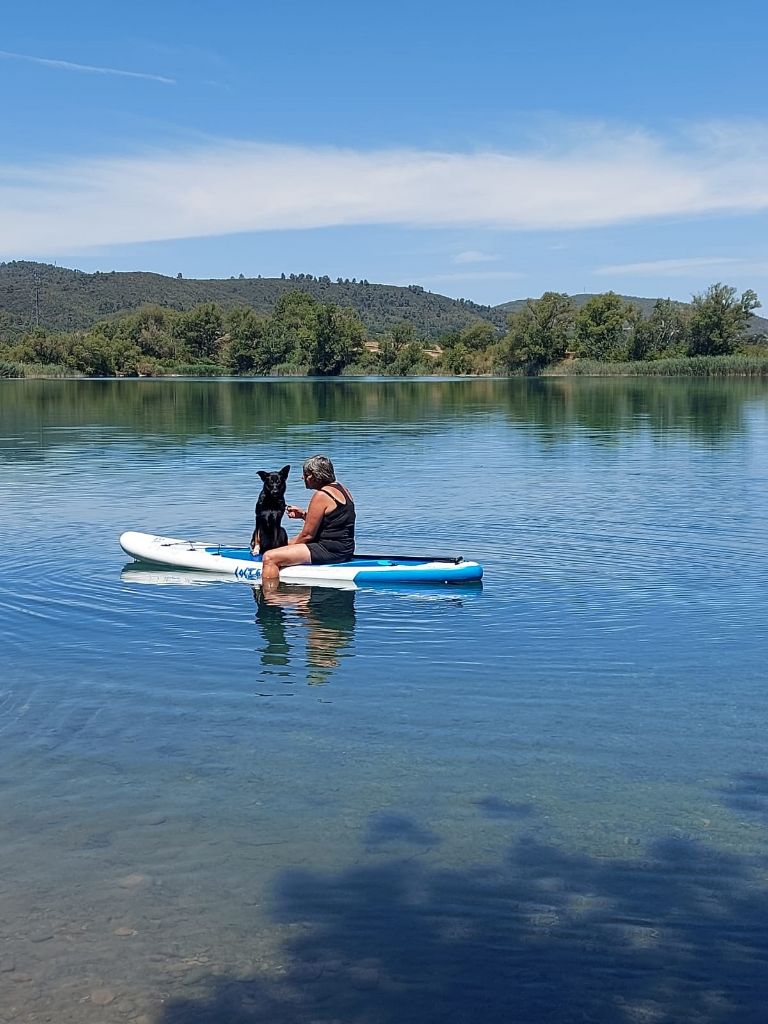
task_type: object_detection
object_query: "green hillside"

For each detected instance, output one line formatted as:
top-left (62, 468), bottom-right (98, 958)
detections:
top-left (2, 262), bottom-right (766, 342)
top-left (0, 261), bottom-right (506, 339)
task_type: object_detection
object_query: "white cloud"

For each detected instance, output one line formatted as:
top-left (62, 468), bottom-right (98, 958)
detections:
top-left (0, 49), bottom-right (175, 84)
top-left (3, 122), bottom-right (768, 255)
top-left (452, 250), bottom-right (498, 264)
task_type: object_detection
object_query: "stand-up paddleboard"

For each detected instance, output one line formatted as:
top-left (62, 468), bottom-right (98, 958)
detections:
top-left (119, 532), bottom-right (483, 586)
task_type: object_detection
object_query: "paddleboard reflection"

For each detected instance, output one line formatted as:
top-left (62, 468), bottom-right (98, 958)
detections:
top-left (121, 564), bottom-right (481, 686)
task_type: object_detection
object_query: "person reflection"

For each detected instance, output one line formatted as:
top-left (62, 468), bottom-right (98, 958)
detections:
top-left (252, 585), bottom-right (291, 673)
top-left (253, 584), bottom-right (356, 684)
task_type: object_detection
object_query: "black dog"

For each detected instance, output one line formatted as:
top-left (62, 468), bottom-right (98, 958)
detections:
top-left (250, 465), bottom-right (290, 555)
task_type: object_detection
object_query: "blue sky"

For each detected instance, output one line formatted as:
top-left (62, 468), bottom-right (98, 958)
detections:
top-left (2, 0), bottom-right (767, 306)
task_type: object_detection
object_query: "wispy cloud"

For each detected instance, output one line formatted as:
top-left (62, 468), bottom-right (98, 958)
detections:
top-left (0, 49), bottom-right (175, 84)
top-left (3, 121), bottom-right (768, 255)
top-left (422, 270), bottom-right (525, 284)
top-left (452, 250), bottom-right (498, 264)
top-left (596, 257), bottom-right (765, 276)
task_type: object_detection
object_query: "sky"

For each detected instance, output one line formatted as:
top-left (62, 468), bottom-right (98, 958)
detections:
top-left (1, 0), bottom-right (767, 307)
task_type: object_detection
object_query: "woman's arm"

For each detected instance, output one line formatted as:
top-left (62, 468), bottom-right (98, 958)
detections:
top-left (287, 491), bottom-right (331, 545)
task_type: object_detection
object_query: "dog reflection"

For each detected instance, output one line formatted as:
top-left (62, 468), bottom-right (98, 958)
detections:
top-left (253, 585), bottom-right (356, 684)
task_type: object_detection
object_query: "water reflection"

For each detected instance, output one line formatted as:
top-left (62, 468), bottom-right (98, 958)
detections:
top-left (253, 584), bottom-right (356, 685)
top-left (502, 376), bottom-right (761, 443)
top-left (120, 565), bottom-right (358, 685)
top-left (2, 377), bottom-right (766, 466)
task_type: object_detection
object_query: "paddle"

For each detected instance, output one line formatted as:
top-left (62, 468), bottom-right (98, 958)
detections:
top-left (210, 542), bottom-right (465, 564)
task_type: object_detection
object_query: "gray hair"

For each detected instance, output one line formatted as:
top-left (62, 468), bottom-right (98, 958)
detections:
top-left (303, 455), bottom-right (336, 486)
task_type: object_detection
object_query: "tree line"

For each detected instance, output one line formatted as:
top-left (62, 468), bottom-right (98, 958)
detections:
top-left (0, 282), bottom-right (764, 378)
top-left (500, 284), bottom-right (762, 374)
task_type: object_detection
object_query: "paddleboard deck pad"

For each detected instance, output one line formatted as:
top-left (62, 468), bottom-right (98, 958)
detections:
top-left (119, 532), bottom-right (483, 585)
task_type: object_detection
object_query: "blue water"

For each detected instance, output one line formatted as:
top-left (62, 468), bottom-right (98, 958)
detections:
top-left (1, 378), bottom-right (768, 1023)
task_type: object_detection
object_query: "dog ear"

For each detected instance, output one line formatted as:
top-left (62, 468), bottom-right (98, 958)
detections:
top-left (257, 470), bottom-right (268, 482)
top-left (280, 465), bottom-right (290, 480)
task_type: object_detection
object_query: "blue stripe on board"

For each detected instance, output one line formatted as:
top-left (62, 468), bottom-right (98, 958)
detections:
top-left (204, 547), bottom-right (483, 581)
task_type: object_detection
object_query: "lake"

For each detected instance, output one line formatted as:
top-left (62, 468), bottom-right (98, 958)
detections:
top-left (1, 377), bottom-right (768, 1024)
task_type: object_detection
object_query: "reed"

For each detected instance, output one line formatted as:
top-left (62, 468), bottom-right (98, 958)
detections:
top-left (546, 355), bottom-right (768, 377)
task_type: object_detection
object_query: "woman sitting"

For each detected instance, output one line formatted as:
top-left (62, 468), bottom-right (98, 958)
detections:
top-left (260, 455), bottom-right (355, 585)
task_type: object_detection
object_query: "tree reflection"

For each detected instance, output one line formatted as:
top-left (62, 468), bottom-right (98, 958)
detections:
top-left (502, 377), bottom-right (762, 444)
top-left (2, 377), bottom-right (764, 465)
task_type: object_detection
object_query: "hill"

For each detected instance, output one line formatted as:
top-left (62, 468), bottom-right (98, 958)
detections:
top-left (0, 262), bottom-right (507, 339)
top-left (2, 262), bottom-right (766, 340)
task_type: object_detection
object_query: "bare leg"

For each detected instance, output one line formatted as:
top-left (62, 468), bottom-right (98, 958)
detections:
top-left (262, 544), bottom-right (312, 586)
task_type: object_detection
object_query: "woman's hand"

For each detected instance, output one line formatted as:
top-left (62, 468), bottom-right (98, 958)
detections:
top-left (286, 504), bottom-right (306, 520)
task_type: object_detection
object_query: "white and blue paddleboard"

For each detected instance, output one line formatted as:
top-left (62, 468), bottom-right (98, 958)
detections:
top-left (119, 532), bottom-right (483, 586)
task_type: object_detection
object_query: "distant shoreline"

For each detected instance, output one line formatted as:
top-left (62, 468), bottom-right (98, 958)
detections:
top-left (6, 354), bottom-right (768, 382)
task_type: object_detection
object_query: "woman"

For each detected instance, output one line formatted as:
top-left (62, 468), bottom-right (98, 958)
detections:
top-left (260, 455), bottom-right (355, 585)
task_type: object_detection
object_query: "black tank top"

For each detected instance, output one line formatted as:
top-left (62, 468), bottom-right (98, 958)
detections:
top-left (315, 484), bottom-right (355, 551)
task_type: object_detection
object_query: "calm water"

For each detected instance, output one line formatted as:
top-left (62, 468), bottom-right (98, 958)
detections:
top-left (1, 377), bottom-right (768, 1024)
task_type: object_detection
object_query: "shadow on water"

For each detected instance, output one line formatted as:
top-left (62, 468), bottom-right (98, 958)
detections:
top-left (157, 796), bottom-right (768, 1024)
top-left (720, 772), bottom-right (768, 822)
top-left (475, 795), bottom-right (536, 820)
top-left (363, 811), bottom-right (441, 849)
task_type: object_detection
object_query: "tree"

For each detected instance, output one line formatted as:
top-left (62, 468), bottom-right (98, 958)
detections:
top-left (459, 320), bottom-right (497, 351)
top-left (66, 333), bottom-right (116, 376)
top-left (443, 342), bottom-right (474, 375)
top-left (110, 305), bottom-right (178, 360)
top-left (270, 291), bottom-right (319, 363)
top-left (630, 299), bottom-right (690, 360)
top-left (272, 291), bottom-right (319, 330)
top-left (687, 283), bottom-right (760, 356)
top-left (379, 321), bottom-right (419, 369)
top-left (226, 307), bottom-right (268, 373)
top-left (573, 292), bottom-right (640, 362)
top-left (16, 329), bottom-right (66, 366)
top-left (391, 340), bottom-right (427, 375)
top-left (173, 303), bottom-right (224, 360)
top-left (308, 304), bottom-right (365, 375)
top-left (503, 292), bottom-right (574, 373)
top-left (227, 306), bottom-right (265, 343)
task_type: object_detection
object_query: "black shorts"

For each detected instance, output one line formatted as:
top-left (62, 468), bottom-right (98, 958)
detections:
top-left (307, 542), bottom-right (354, 565)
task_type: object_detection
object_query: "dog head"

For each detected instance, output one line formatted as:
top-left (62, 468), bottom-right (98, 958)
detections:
top-left (257, 465), bottom-right (290, 499)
